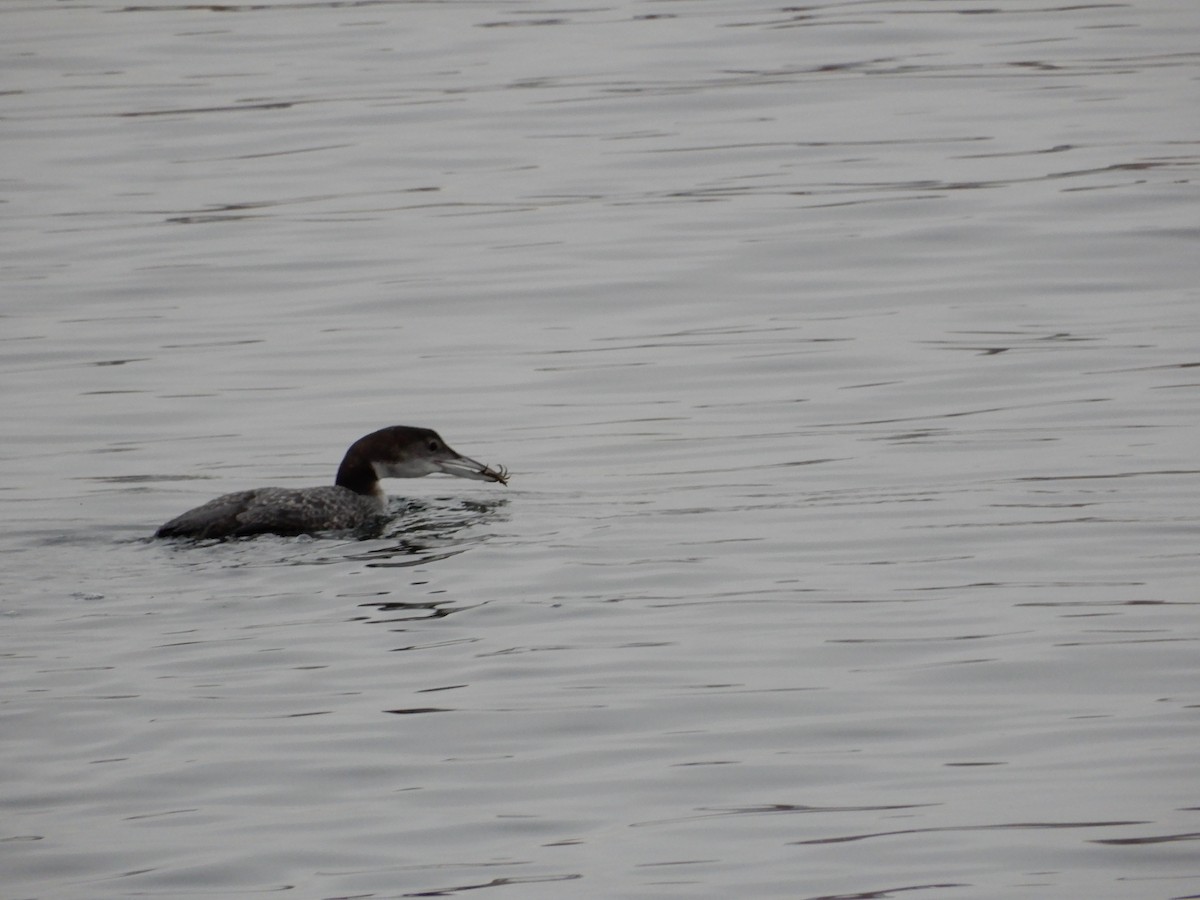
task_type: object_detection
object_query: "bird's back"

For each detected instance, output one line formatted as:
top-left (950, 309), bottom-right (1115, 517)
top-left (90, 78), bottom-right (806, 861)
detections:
top-left (155, 485), bottom-right (381, 539)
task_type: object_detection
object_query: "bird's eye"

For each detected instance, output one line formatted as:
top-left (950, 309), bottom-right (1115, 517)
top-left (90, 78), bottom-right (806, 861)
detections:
top-left (427, 440), bottom-right (440, 452)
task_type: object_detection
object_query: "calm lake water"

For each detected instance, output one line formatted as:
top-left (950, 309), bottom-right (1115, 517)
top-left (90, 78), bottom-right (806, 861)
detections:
top-left (3, 1), bottom-right (1199, 898)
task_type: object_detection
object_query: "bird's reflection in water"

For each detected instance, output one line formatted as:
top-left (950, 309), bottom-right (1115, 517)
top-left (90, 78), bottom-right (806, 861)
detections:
top-left (344, 496), bottom-right (507, 568)
top-left (346, 497), bottom-right (506, 625)
top-left (356, 596), bottom-right (472, 625)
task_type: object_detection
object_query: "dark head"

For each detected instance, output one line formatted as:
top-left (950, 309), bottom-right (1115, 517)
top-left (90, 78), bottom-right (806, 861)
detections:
top-left (335, 426), bottom-right (508, 495)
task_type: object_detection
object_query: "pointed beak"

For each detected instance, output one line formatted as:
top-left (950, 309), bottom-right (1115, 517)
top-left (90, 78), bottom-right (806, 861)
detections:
top-left (437, 453), bottom-right (509, 485)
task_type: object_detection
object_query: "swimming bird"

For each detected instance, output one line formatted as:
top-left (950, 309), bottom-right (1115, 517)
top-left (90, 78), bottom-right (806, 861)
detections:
top-left (155, 426), bottom-right (507, 540)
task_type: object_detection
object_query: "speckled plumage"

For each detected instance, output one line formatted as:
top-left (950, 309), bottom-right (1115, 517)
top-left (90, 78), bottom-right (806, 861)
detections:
top-left (155, 485), bottom-right (385, 540)
top-left (154, 425), bottom-right (507, 540)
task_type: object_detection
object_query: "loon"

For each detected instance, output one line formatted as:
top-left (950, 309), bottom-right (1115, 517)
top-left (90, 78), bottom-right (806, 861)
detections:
top-left (155, 425), bottom-right (508, 540)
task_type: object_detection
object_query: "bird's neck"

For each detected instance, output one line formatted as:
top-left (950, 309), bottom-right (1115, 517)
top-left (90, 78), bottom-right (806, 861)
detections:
top-left (335, 445), bottom-right (382, 496)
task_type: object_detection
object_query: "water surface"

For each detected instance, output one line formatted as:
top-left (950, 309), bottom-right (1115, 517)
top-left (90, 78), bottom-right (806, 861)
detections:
top-left (3, 1), bottom-right (1199, 898)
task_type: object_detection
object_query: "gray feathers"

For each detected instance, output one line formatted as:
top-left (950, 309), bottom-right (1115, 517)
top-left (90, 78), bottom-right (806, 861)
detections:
top-left (155, 485), bottom-right (384, 540)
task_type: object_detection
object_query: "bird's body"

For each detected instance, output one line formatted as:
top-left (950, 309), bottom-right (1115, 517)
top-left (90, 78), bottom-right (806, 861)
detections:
top-left (155, 426), bottom-right (507, 540)
top-left (155, 485), bottom-right (385, 540)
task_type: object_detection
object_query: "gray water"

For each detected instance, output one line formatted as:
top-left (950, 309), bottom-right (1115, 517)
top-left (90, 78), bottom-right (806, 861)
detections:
top-left (3, 1), bottom-right (1199, 898)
